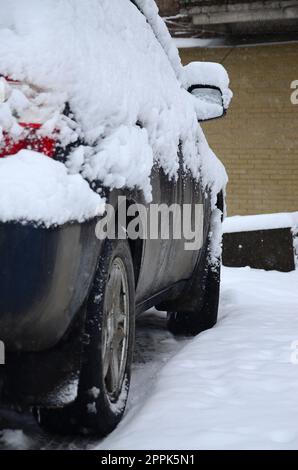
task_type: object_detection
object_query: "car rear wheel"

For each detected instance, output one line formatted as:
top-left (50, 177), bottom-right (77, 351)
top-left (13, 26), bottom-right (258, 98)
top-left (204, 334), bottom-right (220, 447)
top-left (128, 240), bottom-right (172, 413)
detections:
top-left (35, 239), bottom-right (135, 436)
top-left (167, 253), bottom-right (221, 337)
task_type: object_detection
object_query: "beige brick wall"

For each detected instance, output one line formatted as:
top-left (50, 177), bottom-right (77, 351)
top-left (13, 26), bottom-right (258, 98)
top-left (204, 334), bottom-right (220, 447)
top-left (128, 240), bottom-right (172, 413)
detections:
top-left (179, 43), bottom-right (298, 216)
top-left (156, 0), bottom-right (180, 15)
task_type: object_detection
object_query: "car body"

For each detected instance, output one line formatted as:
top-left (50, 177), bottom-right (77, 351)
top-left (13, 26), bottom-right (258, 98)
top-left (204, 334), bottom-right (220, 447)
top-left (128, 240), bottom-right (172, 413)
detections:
top-left (0, 0), bottom-right (231, 433)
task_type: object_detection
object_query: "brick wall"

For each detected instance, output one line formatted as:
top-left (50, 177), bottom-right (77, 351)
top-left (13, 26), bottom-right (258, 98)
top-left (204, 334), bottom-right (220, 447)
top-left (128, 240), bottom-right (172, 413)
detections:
top-left (179, 43), bottom-right (298, 216)
top-left (156, 0), bottom-right (180, 16)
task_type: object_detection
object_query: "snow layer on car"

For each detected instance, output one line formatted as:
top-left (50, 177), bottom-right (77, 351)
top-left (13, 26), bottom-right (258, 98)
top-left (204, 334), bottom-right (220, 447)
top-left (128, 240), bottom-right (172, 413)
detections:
top-left (83, 125), bottom-right (154, 203)
top-left (184, 61), bottom-right (233, 110)
top-left (135, 0), bottom-right (184, 84)
top-left (0, 151), bottom-right (105, 226)
top-left (0, 0), bottom-right (228, 210)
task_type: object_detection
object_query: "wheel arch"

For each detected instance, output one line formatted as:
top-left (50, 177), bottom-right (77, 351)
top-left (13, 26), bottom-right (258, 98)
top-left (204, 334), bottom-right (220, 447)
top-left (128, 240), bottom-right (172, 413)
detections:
top-left (113, 197), bottom-right (145, 288)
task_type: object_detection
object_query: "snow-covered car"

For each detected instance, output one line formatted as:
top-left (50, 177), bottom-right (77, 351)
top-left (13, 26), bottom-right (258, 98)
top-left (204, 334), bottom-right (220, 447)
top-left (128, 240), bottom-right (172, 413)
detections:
top-left (0, 0), bottom-right (231, 436)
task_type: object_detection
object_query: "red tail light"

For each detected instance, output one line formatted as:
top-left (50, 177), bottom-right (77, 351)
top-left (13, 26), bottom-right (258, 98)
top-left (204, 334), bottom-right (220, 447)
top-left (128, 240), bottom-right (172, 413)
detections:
top-left (0, 124), bottom-right (57, 159)
top-left (0, 76), bottom-right (58, 159)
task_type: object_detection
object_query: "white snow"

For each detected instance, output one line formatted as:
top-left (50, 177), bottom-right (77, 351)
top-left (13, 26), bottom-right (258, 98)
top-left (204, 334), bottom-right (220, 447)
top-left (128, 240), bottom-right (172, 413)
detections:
top-left (0, 429), bottom-right (32, 450)
top-left (1, 266), bottom-right (297, 450)
top-left (98, 266), bottom-right (298, 450)
top-left (174, 38), bottom-right (225, 49)
top-left (208, 207), bottom-right (223, 266)
top-left (88, 387), bottom-right (100, 399)
top-left (135, 0), bottom-right (184, 84)
top-left (87, 403), bottom-right (97, 415)
top-left (223, 212), bottom-right (298, 234)
top-left (223, 212), bottom-right (298, 266)
top-left (184, 61), bottom-right (233, 110)
top-left (83, 125), bottom-right (154, 203)
top-left (0, 76), bottom-right (79, 147)
top-left (0, 0), bottom-right (229, 221)
top-left (0, 150), bottom-right (105, 226)
top-left (294, 230), bottom-right (298, 266)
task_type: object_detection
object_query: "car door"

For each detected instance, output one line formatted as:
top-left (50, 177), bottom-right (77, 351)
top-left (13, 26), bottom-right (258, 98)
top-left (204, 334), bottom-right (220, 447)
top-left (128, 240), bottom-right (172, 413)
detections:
top-left (160, 144), bottom-right (204, 287)
top-left (135, 161), bottom-right (180, 304)
top-left (135, 144), bottom-right (205, 304)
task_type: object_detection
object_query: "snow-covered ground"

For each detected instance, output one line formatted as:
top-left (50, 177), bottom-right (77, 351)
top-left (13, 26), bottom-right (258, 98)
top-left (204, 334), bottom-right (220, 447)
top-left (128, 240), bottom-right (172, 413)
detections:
top-left (1, 266), bottom-right (298, 450)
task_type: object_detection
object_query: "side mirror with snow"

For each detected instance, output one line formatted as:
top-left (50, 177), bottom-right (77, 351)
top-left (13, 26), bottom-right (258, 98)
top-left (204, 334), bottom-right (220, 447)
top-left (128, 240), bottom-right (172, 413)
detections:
top-left (184, 62), bottom-right (233, 122)
top-left (188, 84), bottom-right (225, 121)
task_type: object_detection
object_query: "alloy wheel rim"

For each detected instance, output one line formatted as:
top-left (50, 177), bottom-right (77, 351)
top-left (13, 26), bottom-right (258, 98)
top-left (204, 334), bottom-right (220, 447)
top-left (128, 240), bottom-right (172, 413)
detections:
top-left (102, 257), bottom-right (129, 402)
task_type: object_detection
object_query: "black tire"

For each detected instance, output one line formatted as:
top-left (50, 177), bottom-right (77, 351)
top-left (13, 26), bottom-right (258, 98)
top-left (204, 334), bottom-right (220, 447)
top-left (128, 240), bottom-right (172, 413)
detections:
top-left (167, 255), bottom-right (221, 337)
top-left (35, 239), bottom-right (135, 436)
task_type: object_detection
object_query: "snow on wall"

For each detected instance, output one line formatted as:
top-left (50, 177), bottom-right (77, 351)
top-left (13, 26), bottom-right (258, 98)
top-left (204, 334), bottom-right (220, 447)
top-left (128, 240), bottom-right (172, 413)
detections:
top-left (0, 0), bottom-right (228, 230)
top-left (223, 212), bottom-right (298, 267)
top-left (223, 212), bottom-right (298, 234)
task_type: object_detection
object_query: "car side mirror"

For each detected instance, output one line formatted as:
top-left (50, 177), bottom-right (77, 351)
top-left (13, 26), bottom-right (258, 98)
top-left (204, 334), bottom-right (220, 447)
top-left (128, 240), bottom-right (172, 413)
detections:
top-left (184, 62), bottom-right (233, 122)
top-left (188, 84), bottom-right (225, 121)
